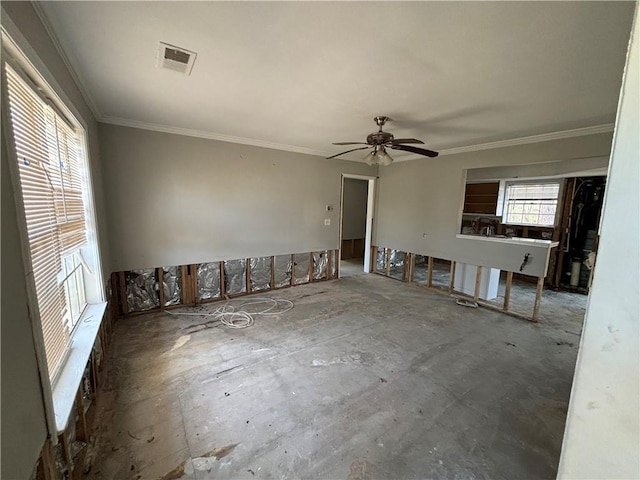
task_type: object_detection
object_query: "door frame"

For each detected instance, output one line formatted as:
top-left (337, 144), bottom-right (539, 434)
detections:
top-left (340, 174), bottom-right (377, 275)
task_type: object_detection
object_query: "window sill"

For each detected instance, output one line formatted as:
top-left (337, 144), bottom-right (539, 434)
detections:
top-left (52, 301), bottom-right (107, 434)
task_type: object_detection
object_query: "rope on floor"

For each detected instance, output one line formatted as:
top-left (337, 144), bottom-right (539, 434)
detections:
top-left (164, 297), bottom-right (294, 328)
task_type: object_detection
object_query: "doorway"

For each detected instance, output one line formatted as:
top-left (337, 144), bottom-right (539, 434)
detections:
top-left (340, 175), bottom-right (375, 277)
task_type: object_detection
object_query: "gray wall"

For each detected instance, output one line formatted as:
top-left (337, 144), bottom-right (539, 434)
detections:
top-left (1, 3), bottom-right (108, 478)
top-left (341, 178), bottom-right (368, 240)
top-left (374, 132), bottom-right (614, 276)
top-left (558, 8), bottom-right (639, 477)
top-left (99, 123), bottom-right (376, 272)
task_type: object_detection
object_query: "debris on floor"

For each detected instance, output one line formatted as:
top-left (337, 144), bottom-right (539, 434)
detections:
top-left (161, 445), bottom-right (240, 480)
top-left (456, 298), bottom-right (479, 308)
top-left (170, 335), bottom-right (191, 352)
top-left (160, 461), bottom-right (185, 480)
top-left (201, 444), bottom-right (239, 460)
top-left (346, 460), bottom-right (376, 480)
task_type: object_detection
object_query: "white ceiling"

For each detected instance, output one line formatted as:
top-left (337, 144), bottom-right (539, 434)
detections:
top-left (37, 1), bottom-right (635, 160)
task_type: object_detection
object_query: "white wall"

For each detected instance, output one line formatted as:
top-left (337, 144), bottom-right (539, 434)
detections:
top-left (558, 7), bottom-right (639, 478)
top-left (99, 124), bottom-right (376, 272)
top-left (374, 132), bottom-right (614, 276)
top-left (341, 178), bottom-right (368, 240)
top-left (1, 3), bottom-right (108, 478)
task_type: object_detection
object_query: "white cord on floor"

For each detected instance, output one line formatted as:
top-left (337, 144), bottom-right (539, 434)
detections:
top-left (164, 297), bottom-right (294, 329)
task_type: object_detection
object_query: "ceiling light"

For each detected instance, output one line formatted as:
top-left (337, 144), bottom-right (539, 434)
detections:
top-left (379, 151), bottom-right (394, 166)
top-left (362, 146), bottom-right (394, 166)
top-left (376, 146), bottom-right (394, 166)
top-left (364, 150), bottom-right (376, 166)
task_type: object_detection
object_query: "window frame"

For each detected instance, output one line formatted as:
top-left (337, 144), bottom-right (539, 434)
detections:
top-left (501, 180), bottom-right (562, 227)
top-left (1, 26), bottom-right (105, 436)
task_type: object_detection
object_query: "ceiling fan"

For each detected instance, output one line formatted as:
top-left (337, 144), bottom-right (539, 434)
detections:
top-left (327, 116), bottom-right (439, 166)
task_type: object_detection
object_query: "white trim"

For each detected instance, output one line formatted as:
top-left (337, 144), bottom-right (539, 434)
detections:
top-left (439, 124), bottom-right (615, 156)
top-left (340, 173), bottom-right (378, 181)
top-left (340, 174), bottom-right (377, 274)
top-left (100, 115), bottom-right (335, 158)
top-left (30, 2), bottom-right (102, 120)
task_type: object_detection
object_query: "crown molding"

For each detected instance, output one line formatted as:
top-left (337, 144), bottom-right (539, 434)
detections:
top-left (438, 124), bottom-right (615, 156)
top-left (100, 116), bottom-right (334, 158)
top-left (101, 116), bottom-right (615, 163)
top-left (31, 1), bottom-right (103, 121)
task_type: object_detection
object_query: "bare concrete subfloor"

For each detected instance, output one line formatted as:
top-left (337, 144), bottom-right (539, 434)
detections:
top-left (340, 258), bottom-right (366, 278)
top-left (87, 274), bottom-right (582, 480)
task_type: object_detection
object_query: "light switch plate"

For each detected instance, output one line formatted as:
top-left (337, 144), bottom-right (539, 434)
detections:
top-left (324, 218), bottom-right (331, 226)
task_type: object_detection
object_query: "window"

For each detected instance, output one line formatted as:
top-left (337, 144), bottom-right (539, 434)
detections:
top-left (4, 62), bottom-right (97, 382)
top-left (503, 182), bottom-right (560, 226)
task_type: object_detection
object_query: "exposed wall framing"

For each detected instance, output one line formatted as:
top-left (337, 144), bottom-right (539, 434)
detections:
top-left (372, 246), bottom-right (546, 322)
top-left (35, 307), bottom-right (115, 480)
top-left (110, 250), bottom-right (340, 316)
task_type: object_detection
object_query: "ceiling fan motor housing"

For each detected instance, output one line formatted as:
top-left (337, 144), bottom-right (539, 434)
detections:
top-left (367, 131), bottom-right (394, 145)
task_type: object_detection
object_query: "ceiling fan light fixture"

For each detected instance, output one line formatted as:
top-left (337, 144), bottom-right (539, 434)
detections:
top-left (376, 146), bottom-right (393, 166)
top-left (364, 150), bottom-right (376, 166)
top-left (380, 151), bottom-right (394, 166)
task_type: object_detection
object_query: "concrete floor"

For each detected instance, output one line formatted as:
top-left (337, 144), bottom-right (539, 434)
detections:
top-left (87, 273), bottom-right (582, 480)
top-left (340, 258), bottom-right (366, 278)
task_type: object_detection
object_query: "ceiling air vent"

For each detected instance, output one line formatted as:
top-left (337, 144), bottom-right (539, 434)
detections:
top-left (157, 42), bottom-right (197, 75)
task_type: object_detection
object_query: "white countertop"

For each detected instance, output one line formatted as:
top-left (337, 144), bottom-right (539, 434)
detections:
top-left (456, 234), bottom-right (559, 248)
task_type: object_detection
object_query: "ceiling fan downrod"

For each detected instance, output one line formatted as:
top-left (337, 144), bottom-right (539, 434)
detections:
top-left (374, 116), bottom-right (389, 130)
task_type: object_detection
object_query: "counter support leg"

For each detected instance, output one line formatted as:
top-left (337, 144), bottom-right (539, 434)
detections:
top-left (532, 276), bottom-right (544, 322)
top-left (503, 271), bottom-right (513, 311)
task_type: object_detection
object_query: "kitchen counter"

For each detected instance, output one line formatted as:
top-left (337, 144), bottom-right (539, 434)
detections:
top-left (456, 234), bottom-right (559, 248)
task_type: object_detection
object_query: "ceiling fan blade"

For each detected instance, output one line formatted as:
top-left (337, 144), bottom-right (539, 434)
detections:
top-left (390, 144), bottom-right (439, 158)
top-left (326, 146), bottom-right (370, 159)
top-left (332, 142), bottom-right (369, 145)
top-left (390, 138), bottom-right (424, 145)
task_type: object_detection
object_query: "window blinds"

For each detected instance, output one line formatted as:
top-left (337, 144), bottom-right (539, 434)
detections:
top-left (505, 183), bottom-right (560, 226)
top-left (5, 63), bottom-right (87, 380)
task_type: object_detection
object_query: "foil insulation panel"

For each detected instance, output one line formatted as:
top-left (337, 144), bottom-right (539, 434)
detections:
top-left (330, 250), bottom-right (337, 279)
top-left (413, 255), bottom-right (429, 284)
top-left (162, 266), bottom-right (182, 306)
top-left (250, 257), bottom-right (271, 292)
top-left (294, 253), bottom-right (310, 285)
top-left (376, 248), bottom-right (386, 271)
top-left (389, 249), bottom-right (404, 267)
top-left (197, 262), bottom-right (221, 300)
top-left (274, 255), bottom-right (292, 288)
top-left (389, 250), bottom-right (405, 279)
top-left (126, 269), bottom-right (159, 312)
top-left (312, 251), bottom-right (329, 280)
top-left (224, 259), bottom-right (247, 296)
